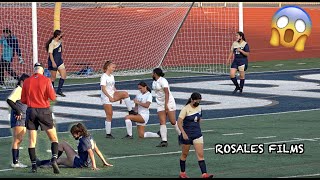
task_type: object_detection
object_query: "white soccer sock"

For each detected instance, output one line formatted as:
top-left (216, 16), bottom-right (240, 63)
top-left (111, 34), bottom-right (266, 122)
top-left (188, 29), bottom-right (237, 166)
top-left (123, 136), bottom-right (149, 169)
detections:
top-left (144, 132), bottom-right (160, 138)
top-left (160, 124), bottom-right (167, 141)
top-left (125, 119), bottom-right (133, 136)
top-left (105, 121), bottom-right (112, 135)
top-left (173, 122), bottom-right (181, 135)
top-left (123, 97), bottom-right (132, 111)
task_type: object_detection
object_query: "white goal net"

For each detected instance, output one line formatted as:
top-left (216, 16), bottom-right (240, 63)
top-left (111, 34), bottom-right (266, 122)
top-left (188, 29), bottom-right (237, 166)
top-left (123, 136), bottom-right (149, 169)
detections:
top-left (0, 2), bottom-right (239, 88)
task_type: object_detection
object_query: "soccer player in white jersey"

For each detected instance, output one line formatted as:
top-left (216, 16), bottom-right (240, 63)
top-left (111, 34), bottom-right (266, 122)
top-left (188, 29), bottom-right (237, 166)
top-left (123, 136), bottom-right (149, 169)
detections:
top-left (122, 81), bottom-right (160, 139)
top-left (152, 68), bottom-right (181, 147)
top-left (100, 61), bottom-right (135, 139)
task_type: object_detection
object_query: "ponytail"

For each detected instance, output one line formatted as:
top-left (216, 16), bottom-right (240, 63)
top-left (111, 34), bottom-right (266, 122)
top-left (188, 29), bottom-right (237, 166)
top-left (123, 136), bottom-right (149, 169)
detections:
top-left (45, 30), bottom-right (62, 52)
top-left (45, 37), bottom-right (54, 52)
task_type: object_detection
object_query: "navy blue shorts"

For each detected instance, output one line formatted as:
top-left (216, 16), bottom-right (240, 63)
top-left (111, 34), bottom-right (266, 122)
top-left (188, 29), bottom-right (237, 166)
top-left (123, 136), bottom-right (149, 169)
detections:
top-left (231, 60), bottom-right (248, 71)
top-left (178, 134), bottom-right (202, 145)
top-left (10, 110), bottom-right (26, 128)
top-left (73, 157), bottom-right (89, 168)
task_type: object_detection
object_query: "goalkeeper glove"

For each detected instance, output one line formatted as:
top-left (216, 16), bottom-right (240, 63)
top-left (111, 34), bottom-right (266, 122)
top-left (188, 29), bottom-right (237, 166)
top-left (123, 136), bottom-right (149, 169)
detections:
top-left (18, 56), bottom-right (24, 64)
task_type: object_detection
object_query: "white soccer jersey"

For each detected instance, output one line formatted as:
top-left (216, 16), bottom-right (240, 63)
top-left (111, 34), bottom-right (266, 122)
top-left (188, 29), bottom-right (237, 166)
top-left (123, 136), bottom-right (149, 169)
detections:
top-left (152, 76), bottom-right (175, 105)
top-left (135, 91), bottom-right (153, 115)
top-left (100, 73), bottom-right (115, 99)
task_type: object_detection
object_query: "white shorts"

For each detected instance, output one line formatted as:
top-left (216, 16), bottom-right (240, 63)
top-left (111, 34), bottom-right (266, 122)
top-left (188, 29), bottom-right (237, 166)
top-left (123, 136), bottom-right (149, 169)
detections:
top-left (101, 92), bottom-right (115, 105)
top-left (157, 100), bottom-right (176, 112)
top-left (193, 136), bottom-right (204, 144)
top-left (136, 113), bottom-right (149, 126)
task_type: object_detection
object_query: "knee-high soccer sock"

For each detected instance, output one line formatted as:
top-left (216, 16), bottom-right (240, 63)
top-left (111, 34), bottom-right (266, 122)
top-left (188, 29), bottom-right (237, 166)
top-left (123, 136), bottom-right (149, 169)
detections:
top-left (125, 119), bottom-right (132, 136)
top-left (198, 160), bottom-right (208, 174)
top-left (51, 142), bottom-right (59, 161)
top-left (172, 122), bottom-right (181, 135)
top-left (28, 148), bottom-right (37, 167)
top-left (240, 79), bottom-right (245, 90)
top-left (105, 121), bottom-right (112, 135)
top-left (57, 78), bottom-right (65, 92)
top-left (231, 77), bottom-right (240, 89)
top-left (12, 149), bottom-right (19, 164)
top-left (144, 132), bottom-right (160, 138)
top-left (180, 159), bottom-right (186, 172)
top-left (160, 124), bottom-right (167, 142)
top-left (123, 97), bottom-right (132, 111)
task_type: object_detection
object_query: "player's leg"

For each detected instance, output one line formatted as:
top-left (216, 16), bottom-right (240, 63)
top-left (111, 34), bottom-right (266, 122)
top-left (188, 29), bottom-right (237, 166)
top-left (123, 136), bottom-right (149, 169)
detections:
top-left (156, 108), bottom-right (168, 147)
top-left (113, 91), bottom-right (133, 113)
top-left (167, 101), bottom-right (181, 135)
top-left (56, 64), bottom-right (67, 97)
top-left (50, 70), bottom-right (57, 89)
top-left (193, 136), bottom-right (213, 178)
top-left (179, 144), bottom-right (191, 178)
top-left (103, 104), bottom-right (115, 139)
top-left (123, 114), bottom-right (145, 138)
top-left (230, 65), bottom-right (240, 94)
top-left (11, 124), bottom-right (27, 167)
top-left (55, 141), bottom-right (78, 167)
top-left (238, 63), bottom-right (247, 94)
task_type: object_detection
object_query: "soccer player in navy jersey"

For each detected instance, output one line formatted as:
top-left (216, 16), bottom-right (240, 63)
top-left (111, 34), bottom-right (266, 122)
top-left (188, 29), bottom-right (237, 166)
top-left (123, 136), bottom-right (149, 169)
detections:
top-left (7, 73), bottom-right (29, 168)
top-left (227, 31), bottom-right (250, 94)
top-left (37, 123), bottom-right (113, 170)
top-left (45, 29), bottom-right (67, 97)
top-left (177, 92), bottom-right (213, 178)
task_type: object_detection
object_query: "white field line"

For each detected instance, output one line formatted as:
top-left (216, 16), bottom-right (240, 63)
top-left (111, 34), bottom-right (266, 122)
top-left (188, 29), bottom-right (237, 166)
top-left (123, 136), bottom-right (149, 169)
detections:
top-left (254, 136), bottom-right (276, 139)
top-left (1, 108), bottom-right (320, 140)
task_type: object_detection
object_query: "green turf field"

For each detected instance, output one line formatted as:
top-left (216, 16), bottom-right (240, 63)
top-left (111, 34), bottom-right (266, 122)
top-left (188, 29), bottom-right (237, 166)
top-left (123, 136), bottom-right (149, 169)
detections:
top-left (0, 109), bottom-right (319, 178)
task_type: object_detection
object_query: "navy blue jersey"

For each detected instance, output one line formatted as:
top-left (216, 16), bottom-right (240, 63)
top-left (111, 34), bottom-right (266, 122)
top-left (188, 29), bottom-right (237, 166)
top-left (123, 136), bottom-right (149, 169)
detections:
top-left (77, 135), bottom-right (94, 167)
top-left (231, 41), bottom-right (250, 62)
top-left (47, 40), bottom-right (63, 67)
top-left (179, 104), bottom-right (202, 139)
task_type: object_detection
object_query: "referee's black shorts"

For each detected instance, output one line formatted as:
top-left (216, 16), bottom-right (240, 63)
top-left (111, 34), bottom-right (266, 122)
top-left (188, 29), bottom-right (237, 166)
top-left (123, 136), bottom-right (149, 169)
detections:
top-left (26, 107), bottom-right (54, 131)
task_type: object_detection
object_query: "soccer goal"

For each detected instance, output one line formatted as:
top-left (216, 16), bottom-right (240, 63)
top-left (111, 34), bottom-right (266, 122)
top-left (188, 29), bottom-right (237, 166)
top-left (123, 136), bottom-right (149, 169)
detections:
top-left (0, 2), bottom-right (241, 88)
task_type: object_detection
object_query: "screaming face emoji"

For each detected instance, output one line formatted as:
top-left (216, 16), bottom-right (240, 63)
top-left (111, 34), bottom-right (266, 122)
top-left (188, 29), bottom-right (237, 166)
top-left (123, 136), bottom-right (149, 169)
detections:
top-left (270, 6), bottom-right (312, 52)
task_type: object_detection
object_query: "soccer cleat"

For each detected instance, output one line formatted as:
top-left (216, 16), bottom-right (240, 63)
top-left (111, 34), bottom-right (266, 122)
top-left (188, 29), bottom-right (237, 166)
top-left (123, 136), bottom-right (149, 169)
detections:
top-left (239, 88), bottom-right (243, 94)
top-left (232, 87), bottom-right (240, 94)
top-left (51, 159), bottom-right (60, 174)
top-left (201, 173), bottom-right (214, 178)
top-left (156, 141), bottom-right (168, 147)
top-left (56, 91), bottom-right (66, 97)
top-left (157, 131), bottom-right (161, 138)
top-left (31, 164), bottom-right (37, 173)
top-left (121, 134), bottom-right (133, 139)
top-left (179, 172), bottom-right (189, 178)
top-left (106, 134), bottom-right (115, 139)
top-left (128, 110), bottom-right (138, 115)
top-left (11, 162), bottom-right (28, 168)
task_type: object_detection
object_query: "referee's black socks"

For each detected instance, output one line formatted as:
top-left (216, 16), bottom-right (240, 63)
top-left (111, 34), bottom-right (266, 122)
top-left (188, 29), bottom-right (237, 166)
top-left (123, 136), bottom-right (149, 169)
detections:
top-left (51, 142), bottom-right (59, 161)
